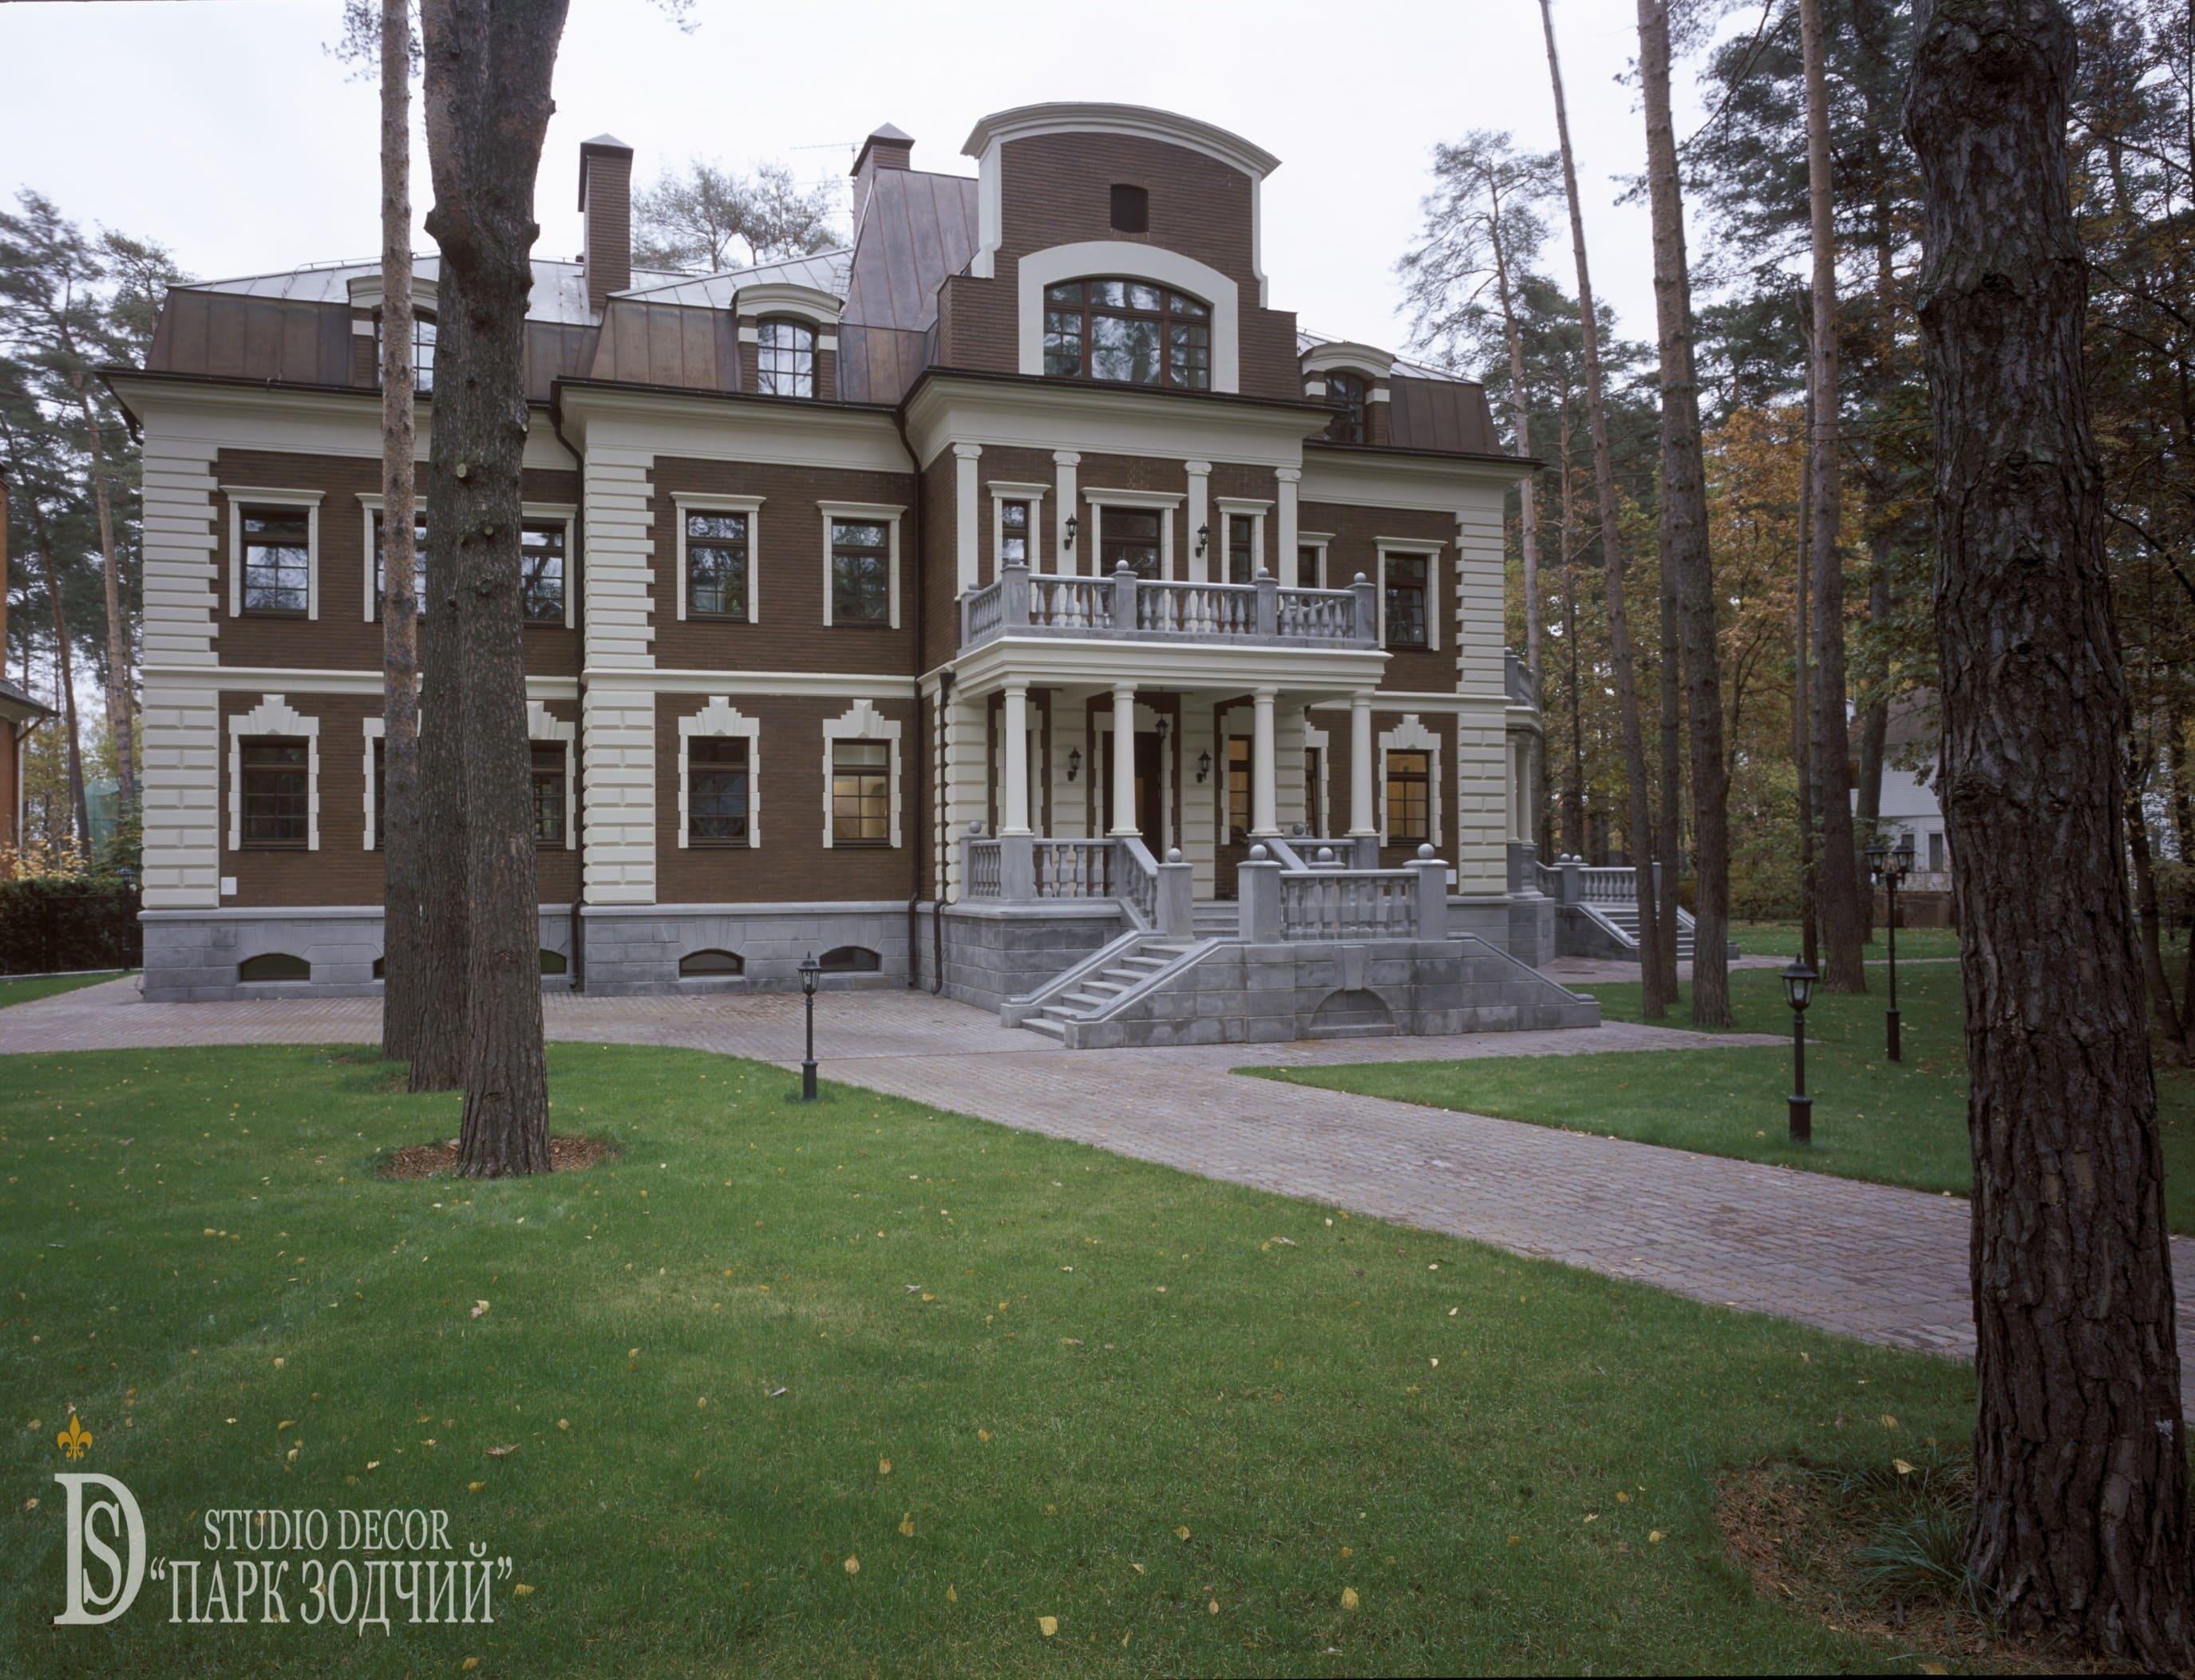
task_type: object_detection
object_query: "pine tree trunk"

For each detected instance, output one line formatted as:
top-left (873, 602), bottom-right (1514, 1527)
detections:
top-left (378, 0), bottom-right (425, 1067)
top-left (73, 390), bottom-right (136, 817)
top-left (420, 0), bottom-right (567, 1176)
top-left (1798, 0), bottom-right (1868, 993)
top-left (13, 480), bottom-right (93, 855)
top-left (1541, 0), bottom-right (1668, 1014)
top-left (1906, 2), bottom-right (2194, 1662)
top-left (1795, 420), bottom-right (1818, 970)
top-left (1638, 0), bottom-right (1732, 1026)
top-left (1492, 223), bottom-right (1542, 703)
top-left (1655, 554), bottom-right (1682, 998)
top-left (1559, 390), bottom-right (1588, 860)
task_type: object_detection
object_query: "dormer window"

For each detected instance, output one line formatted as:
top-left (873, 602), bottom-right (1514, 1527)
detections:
top-left (756, 318), bottom-right (816, 397)
top-left (1042, 280), bottom-right (1210, 391)
top-left (1325, 370), bottom-right (1367, 444)
top-left (374, 311), bottom-right (437, 396)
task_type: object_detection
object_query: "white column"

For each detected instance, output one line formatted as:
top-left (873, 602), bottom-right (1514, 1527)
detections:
top-left (1251, 686), bottom-right (1279, 836)
top-left (954, 443), bottom-right (981, 593)
top-left (1275, 466), bottom-right (1299, 584)
top-left (1185, 460), bottom-right (1212, 583)
top-left (1001, 682), bottom-right (1031, 836)
top-left (1053, 450), bottom-right (1080, 575)
top-left (1109, 684), bottom-right (1138, 835)
top-left (1348, 690), bottom-right (1376, 836)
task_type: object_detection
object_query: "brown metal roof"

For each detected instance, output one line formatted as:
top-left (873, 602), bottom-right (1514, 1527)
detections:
top-left (843, 170), bottom-right (980, 333)
top-left (1384, 374), bottom-right (1499, 455)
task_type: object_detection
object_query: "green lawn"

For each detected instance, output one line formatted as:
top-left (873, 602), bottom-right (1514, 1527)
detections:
top-left (0, 970), bottom-right (126, 1010)
top-left (1267, 963), bottom-right (2195, 1233)
top-left (1730, 920), bottom-right (1964, 962)
top-left (0, 1044), bottom-right (1975, 1674)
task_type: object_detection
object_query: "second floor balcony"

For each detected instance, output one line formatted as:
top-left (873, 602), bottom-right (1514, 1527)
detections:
top-left (960, 560), bottom-right (1377, 652)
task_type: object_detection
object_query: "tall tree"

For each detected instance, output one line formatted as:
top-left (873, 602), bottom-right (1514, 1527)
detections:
top-left (377, 0), bottom-right (425, 1069)
top-left (632, 159), bottom-right (842, 274)
top-left (1907, 0), bottom-right (2193, 1663)
top-left (419, 0), bottom-right (569, 1173)
top-left (1637, 0), bottom-right (1733, 1025)
top-left (1798, 0), bottom-right (1868, 991)
top-left (0, 411), bottom-right (90, 851)
top-left (1540, 0), bottom-right (1670, 1013)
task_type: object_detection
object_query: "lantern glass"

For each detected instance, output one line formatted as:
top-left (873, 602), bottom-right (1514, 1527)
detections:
top-left (1782, 960), bottom-right (1817, 1013)
top-left (1865, 840), bottom-right (1886, 877)
top-left (1895, 835), bottom-right (1916, 872)
top-left (799, 953), bottom-right (820, 996)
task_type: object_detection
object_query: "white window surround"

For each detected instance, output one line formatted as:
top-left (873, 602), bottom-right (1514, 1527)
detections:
top-left (732, 281), bottom-right (843, 332)
top-left (1015, 241), bottom-right (1241, 393)
top-left (228, 694), bottom-right (319, 852)
top-left (526, 700), bottom-right (578, 852)
top-left (822, 698), bottom-right (904, 849)
top-left (1297, 529), bottom-right (1335, 589)
top-left (678, 697), bottom-right (761, 850)
top-left (819, 501), bottom-right (905, 629)
top-left (1081, 487), bottom-right (1182, 579)
top-left (671, 492), bottom-right (765, 624)
top-left (225, 488), bottom-right (322, 621)
top-left (361, 715), bottom-right (384, 852)
top-left (987, 480), bottom-right (1049, 574)
top-left (1378, 714), bottom-right (1442, 850)
top-left (1303, 714), bottom-right (1331, 836)
top-left (1212, 496), bottom-right (1272, 580)
top-left (355, 496), bottom-right (576, 627)
top-left (1374, 539), bottom-right (1446, 652)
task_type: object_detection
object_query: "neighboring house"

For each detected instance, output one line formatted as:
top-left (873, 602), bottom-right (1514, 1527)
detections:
top-left (0, 674), bottom-right (50, 855)
top-left (1858, 694), bottom-right (1954, 926)
top-left (112, 103), bottom-right (1582, 1042)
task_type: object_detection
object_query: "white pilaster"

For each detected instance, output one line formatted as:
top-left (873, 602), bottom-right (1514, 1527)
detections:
top-left (1053, 450), bottom-right (1080, 576)
top-left (1001, 682), bottom-right (1031, 835)
top-left (954, 443), bottom-right (982, 593)
top-left (139, 429), bottom-right (222, 907)
top-left (1251, 686), bottom-right (1279, 836)
top-left (1185, 460), bottom-right (1212, 583)
top-left (1275, 466), bottom-right (1300, 583)
top-left (1348, 690), bottom-right (1376, 837)
top-left (1109, 685), bottom-right (1138, 836)
top-left (580, 685), bottom-right (657, 903)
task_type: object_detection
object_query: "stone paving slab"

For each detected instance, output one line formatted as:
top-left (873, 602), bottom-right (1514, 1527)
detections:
top-left (9, 977), bottom-right (2193, 1411)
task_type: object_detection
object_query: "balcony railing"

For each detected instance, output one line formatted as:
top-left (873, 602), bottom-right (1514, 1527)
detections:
top-left (960, 559), bottom-right (1377, 652)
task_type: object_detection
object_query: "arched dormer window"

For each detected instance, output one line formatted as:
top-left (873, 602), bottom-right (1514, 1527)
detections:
top-left (375, 310), bottom-right (437, 396)
top-left (756, 318), bottom-right (816, 397)
top-left (1325, 370), bottom-right (1367, 444)
top-left (1042, 279), bottom-right (1210, 390)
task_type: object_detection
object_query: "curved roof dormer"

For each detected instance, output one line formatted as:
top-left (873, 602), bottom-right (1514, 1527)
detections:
top-left (730, 280), bottom-right (844, 330)
top-left (1299, 340), bottom-right (1394, 389)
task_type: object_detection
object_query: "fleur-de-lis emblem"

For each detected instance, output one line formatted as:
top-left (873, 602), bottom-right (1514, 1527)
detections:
top-left (55, 1413), bottom-right (92, 1461)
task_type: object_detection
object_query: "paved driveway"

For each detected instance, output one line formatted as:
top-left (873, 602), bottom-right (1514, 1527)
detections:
top-left (11, 976), bottom-right (2193, 1406)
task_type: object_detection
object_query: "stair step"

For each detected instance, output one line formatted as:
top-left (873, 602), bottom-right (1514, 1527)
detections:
top-left (1019, 1016), bottom-right (1066, 1040)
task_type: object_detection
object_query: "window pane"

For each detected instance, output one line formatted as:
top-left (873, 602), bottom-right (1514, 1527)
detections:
top-left (1044, 282), bottom-right (1082, 306)
top-left (1089, 279), bottom-right (1129, 308)
top-left (689, 736), bottom-right (750, 844)
top-left (240, 737), bottom-right (310, 846)
top-left (1386, 555), bottom-right (1429, 647)
top-left (999, 499), bottom-right (1030, 567)
top-left (530, 743), bottom-right (566, 847)
top-left (1226, 736), bottom-right (1251, 844)
top-left (1090, 314), bottom-right (1161, 385)
top-left (1169, 322), bottom-right (1209, 389)
top-left (686, 511), bottom-right (749, 618)
top-left (1386, 750), bottom-right (1430, 843)
top-left (757, 318), bottom-right (815, 397)
top-left (1100, 508), bottom-right (1162, 580)
top-left (1227, 514), bottom-right (1256, 584)
top-left (1297, 545), bottom-right (1320, 587)
top-left (1042, 322), bottom-right (1084, 377)
top-left (833, 741), bottom-right (890, 844)
top-left (520, 522), bottom-right (564, 623)
top-left (1123, 282), bottom-right (1161, 311)
top-left (1170, 292), bottom-right (1208, 318)
top-left (832, 520), bottom-right (891, 623)
top-left (242, 508), bottom-right (310, 614)
top-left (372, 512), bottom-right (428, 618)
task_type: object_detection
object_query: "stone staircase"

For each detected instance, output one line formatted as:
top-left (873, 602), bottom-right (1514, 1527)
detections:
top-left (1189, 901), bottom-right (1239, 939)
top-left (1587, 899), bottom-right (1698, 961)
top-left (1013, 933), bottom-right (1208, 1042)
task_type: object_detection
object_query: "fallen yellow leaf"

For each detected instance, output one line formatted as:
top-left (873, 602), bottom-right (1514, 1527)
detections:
top-left (1649, 1531), bottom-right (1664, 1544)
top-left (900, 1513), bottom-right (915, 1537)
top-left (977, 1429), bottom-right (992, 1443)
top-left (462, 1661), bottom-right (478, 1674)
top-left (947, 1583), bottom-right (957, 1603)
top-left (1175, 1526), bottom-right (1191, 1541)
top-left (1208, 1598), bottom-right (1220, 1615)
top-left (512, 1583), bottom-right (534, 1596)
top-left (879, 1457), bottom-right (892, 1476)
top-left (1893, 1458), bottom-right (1916, 1476)
top-left (844, 1555), bottom-right (860, 1575)
top-left (466, 1481), bottom-right (484, 1492)
top-left (1341, 1587), bottom-right (1359, 1611)
top-left (1038, 1615), bottom-right (1058, 1637)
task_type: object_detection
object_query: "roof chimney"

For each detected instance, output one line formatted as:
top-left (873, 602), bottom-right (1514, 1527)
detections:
top-left (850, 124), bottom-right (914, 228)
top-left (578, 133), bottom-right (634, 313)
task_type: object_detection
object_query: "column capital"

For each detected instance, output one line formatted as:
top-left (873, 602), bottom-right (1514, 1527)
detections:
top-left (1185, 458), bottom-right (1212, 477)
top-left (952, 441), bottom-right (983, 461)
top-left (1052, 449), bottom-right (1082, 467)
top-left (1253, 685), bottom-right (1279, 702)
top-left (1275, 465), bottom-right (1302, 484)
top-left (1109, 681), bottom-right (1137, 699)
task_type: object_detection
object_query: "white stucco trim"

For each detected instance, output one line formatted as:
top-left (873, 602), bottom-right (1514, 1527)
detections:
top-left (987, 479), bottom-right (1049, 575)
top-left (1378, 714), bottom-right (1442, 850)
top-left (954, 444), bottom-right (982, 594)
top-left (228, 694), bottom-right (319, 852)
top-left (525, 699), bottom-right (578, 852)
top-left (678, 697), bottom-right (761, 850)
top-left (223, 487), bottom-right (322, 621)
top-left (670, 493), bottom-right (764, 624)
top-left (1374, 538), bottom-right (1448, 654)
top-left (1302, 713), bottom-right (1331, 837)
top-left (1296, 529), bottom-right (1335, 589)
top-left (1299, 341), bottom-right (1395, 382)
top-left (1213, 496), bottom-right (1272, 581)
top-left (1081, 487), bottom-right (1181, 579)
top-left (817, 501), bottom-right (904, 630)
top-left (1051, 451), bottom-right (1080, 576)
top-left (354, 496), bottom-right (576, 627)
top-left (1015, 241), bottom-right (1241, 393)
top-left (822, 697), bottom-right (904, 849)
top-left (361, 716), bottom-right (384, 852)
top-left (731, 281), bottom-right (843, 328)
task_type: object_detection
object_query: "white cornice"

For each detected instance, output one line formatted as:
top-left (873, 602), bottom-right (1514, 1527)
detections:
top-left (902, 375), bottom-right (1323, 472)
top-left (1299, 448), bottom-right (1527, 513)
top-left (557, 381), bottom-right (909, 474)
top-left (950, 634), bottom-right (1386, 698)
top-left (961, 103), bottom-right (1280, 180)
top-left (142, 664), bottom-right (579, 701)
top-left (110, 375), bottom-right (577, 469)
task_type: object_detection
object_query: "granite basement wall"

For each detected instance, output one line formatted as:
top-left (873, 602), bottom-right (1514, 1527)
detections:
top-left (576, 902), bottom-right (915, 995)
top-left (926, 902), bottom-right (1127, 1012)
top-left (141, 906), bottom-right (576, 1002)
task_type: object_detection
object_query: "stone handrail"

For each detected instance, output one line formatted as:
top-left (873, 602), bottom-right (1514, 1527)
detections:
top-left (959, 560), bottom-right (1376, 651)
top-left (1034, 838), bottom-right (1117, 899)
top-left (1235, 842), bottom-right (1449, 943)
top-left (955, 828), bottom-right (1189, 935)
top-left (965, 836), bottom-right (1003, 899)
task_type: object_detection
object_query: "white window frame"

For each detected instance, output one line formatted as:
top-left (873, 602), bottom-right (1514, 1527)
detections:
top-left (1374, 540), bottom-right (1446, 653)
top-left (1015, 240), bottom-right (1242, 393)
top-left (225, 488), bottom-right (322, 621)
top-left (1296, 530), bottom-right (1335, 590)
top-left (822, 698), bottom-right (904, 849)
top-left (987, 480), bottom-right (1050, 574)
top-left (526, 699), bottom-right (577, 851)
top-left (672, 494), bottom-right (765, 624)
top-left (362, 715), bottom-right (384, 851)
top-left (678, 697), bottom-right (761, 850)
top-left (819, 501), bottom-right (904, 629)
top-left (1378, 714), bottom-right (1442, 850)
top-left (1080, 488), bottom-right (1183, 579)
top-left (354, 497), bottom-right (575, 627)
top-left (228, 694), bottom-right (319, 852)
top-left (1303, 713), bottom-right (1331, 836)
top-left (1213, 496), bottom-right (1273, 583)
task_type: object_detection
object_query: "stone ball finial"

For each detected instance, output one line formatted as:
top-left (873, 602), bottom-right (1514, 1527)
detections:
top-left (1167, 847), bottom-right (1183, 864)
top-left (1418, 843), bottom-right (1436, 860)
top-left (1249, 844), bottom-right (1269, 862)
top-left (1316, 846), bottom-right (1335, 864)
top-left (1354, 571), bottom-right (1369, 585)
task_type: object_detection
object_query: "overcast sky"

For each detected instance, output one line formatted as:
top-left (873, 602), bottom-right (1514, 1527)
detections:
top-left (0, 0), bottom-right (1723, 366)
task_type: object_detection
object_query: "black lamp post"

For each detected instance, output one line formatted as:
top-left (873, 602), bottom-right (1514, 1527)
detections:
top-left (1782, 959), bottom-right (1817, 1144)
top-left (1865, 835), bottom-right (1915, 1061)
top-left (798, 951), bottom-right (821, 1101)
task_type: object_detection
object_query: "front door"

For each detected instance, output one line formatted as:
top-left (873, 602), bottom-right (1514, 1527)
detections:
top-left (1101, 729), bottom-right (1163, 842)
top-left (1215, 734), bottom-right (1252, 898)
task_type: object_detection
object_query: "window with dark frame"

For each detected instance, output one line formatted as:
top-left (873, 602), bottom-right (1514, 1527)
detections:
top-left (520, 521), bottom-right (566, 623)
top-left (531, 742), bottom-right (568, 848)
top-left (999, 499), bottom-right (1031, 568)
top-left (1099, 508), bottom-right (1162, 579)
top-left (372, 511), bottom-right (427, 619)
top-left (1385, 553), bottom-right (1430, 649)
top-left (686, 510), bottom-right (749, 618)
top-left (832, 741), bottom-right (891, 845)
top-left (1109, 184), bottom-right (1150, 232)
top-left (371, 737), bottom-right (384, 849)
top-left (688, 736), bottom-right (749, 845)
top-left (240, 508), bottom-right (310, 615)
top-left (1386, 749), bottom-right (1431, 845)
top-left (1325, 370), bottom-right (1368, 443)
top-left (239, 737), bottom-right (310, 848)
top-left (756, 318), bottom-right (816, 397)
top-left (830, 520), bottom-right (891, 623)
top-left (1226, 513), bottom-right (1257, 584)
top-left (1042, 279), bottom-right (1210, 390)
top-left (374, 312), bottom-right (437, 395)
top-left (1297, 545), bottom-right (1321, 588)
top-left (1226, 736), bottom-right (1251, 844)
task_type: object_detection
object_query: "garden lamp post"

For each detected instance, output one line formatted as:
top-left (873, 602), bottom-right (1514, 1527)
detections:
top-left (798, 951), bottom-right (821, 1101)
top-left (1782, 959), bottom-right (1817, 1144)
top-left (1865, 836), bottom-right (1915, 1062)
